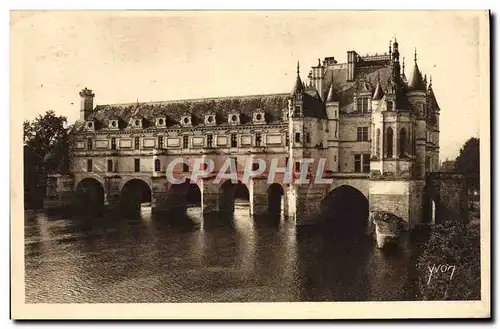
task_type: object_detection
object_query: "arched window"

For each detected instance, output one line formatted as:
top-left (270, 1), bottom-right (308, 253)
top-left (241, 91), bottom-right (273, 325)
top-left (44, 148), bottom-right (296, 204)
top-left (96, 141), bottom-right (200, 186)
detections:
top-left (386, 127), bottom-right (394, 158)
top-left (107, 159), bottom-right (113, 172)
top-left (399, 128), bottom-right (407, 157)
top-left (376, 129), bottom-right (381, 157)
top-left (154, 159), bottom-right (161, 172)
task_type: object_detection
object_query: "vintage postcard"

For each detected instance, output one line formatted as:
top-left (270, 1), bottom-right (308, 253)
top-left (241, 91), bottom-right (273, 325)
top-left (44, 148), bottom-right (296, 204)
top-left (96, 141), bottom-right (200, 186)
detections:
top-left (11, 10), bottom-right (490, 319)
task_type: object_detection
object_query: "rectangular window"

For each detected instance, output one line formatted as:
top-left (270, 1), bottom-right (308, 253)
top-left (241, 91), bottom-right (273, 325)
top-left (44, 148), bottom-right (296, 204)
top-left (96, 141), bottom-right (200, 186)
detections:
top-left (295, 161), bottom-right (301, 172)
top-left (252, 163), bottom-right (259, 171)
top-left (255, 133), bottom-right (262, 147)
top-left (107, 159), bottom-right (113, 172)
top-left (87, 159), bottom-right (93, 172)
top-left (158, 136), bottom-right (164, 149)
top-left (134, 137), bottom-right (140, 150)
top-left (134, 159), bottom-right (140, 172)
top-left (362, 98), bottom-right (369, 113)
top-left (183, 135), bottom-right (189, 148)
top-left (357, 127), bottom-right (369, 141)
top-left (295, 133), bottom-right (301, 143)
top-left (231, 134), bottom-right (237, 148)
top-left (207, 134), bottom-right (213, 148)
top-left (362, 154), bottom-right (370, 172)
top-left (356, 97), bottom-right (370, 113)
top-left (87, 138), bottom-right (93, 151)
top-left (305, 133), bottom-right (311, 144)
top-left (356, 98), bottom-right (362, 112)
top-left (285, 134), bottom-right (289, 146)
top-left (387, 101), bottom-right (394, 111)
top-left (154, 159), bottom-right (161, 172)
top-left (354, 154), bottom-right (361, 172)
top-left (294, 106), bottom-right (301, 116)
top-left (111, 137), bottom-right (116, 150)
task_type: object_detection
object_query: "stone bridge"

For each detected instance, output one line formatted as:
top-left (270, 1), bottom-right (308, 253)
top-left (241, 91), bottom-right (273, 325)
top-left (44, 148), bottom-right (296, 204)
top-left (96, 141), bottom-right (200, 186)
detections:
top-left (44, 171), bottom-right (471, 230)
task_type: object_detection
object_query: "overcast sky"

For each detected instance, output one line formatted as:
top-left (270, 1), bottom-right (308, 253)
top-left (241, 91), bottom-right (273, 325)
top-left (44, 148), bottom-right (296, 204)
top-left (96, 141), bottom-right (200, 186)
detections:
top-left (12, 11), bottom-right (484, 161)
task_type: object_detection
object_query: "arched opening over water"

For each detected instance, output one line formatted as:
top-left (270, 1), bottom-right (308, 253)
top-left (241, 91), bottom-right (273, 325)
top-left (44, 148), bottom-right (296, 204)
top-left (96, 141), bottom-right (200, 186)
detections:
top-left (219, 180), bottom-right (249, 213)
top-left (74, 178), bottom-right (105, 216)
top-left (121, 179), bottom-right (152, 216)
top-left (268, 183), bottom-right (284, 218)
top-left (166, 179), bottom-right (202, 225)
top-left (320, 185), bottom-right (369, 237)
top-left (167, 179), bottom-right (201, 210)
top-left (422, 194), bottom-right (438, 225)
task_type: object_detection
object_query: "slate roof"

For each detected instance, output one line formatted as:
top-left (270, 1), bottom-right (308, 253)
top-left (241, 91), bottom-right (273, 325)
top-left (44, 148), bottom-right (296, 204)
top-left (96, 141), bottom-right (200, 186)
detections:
top-left (84, 93), bottom-right (290, 131)
top-left (81, 49), bottom-right (439, 131)
top-left (323, 64), bottom-right (393, 112)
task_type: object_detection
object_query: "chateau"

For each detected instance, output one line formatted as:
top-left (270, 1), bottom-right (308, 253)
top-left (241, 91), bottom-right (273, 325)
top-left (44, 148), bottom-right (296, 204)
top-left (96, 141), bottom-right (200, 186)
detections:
top-left (45, 39), bottom-right (449, 229)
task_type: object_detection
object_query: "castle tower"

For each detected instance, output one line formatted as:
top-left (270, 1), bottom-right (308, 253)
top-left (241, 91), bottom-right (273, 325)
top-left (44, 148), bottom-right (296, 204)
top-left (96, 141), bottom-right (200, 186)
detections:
top-left (426, 75), bottom-right (441, 172)
top-left (325, 74), bottom-right (340, 172)
top-left (406, 48), bottom-right (427, 179)
top-left (369, 40), bottom-right (424, 230)
top-left (79, 88), bottom-right (95, 121)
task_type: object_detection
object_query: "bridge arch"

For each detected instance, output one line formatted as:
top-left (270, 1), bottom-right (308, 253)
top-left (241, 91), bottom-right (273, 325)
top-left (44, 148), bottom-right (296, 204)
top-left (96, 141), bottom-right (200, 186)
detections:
top-left (166, 179), bottom-right (202, 213)
top-left (121, 178), bottom-right (152, 216)
top-left (320, 185), bottom-right (369, 236)
top-left (268, 183), bottom-right (284, 217)
top-left (74, 177), bottom-right (105, 215)
top-left (219, 179), bottom-right (249, 213)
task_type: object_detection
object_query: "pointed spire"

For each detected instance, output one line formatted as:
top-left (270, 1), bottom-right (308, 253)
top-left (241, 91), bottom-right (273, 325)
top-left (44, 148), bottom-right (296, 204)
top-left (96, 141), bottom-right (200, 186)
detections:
top-left (326, 72), bottom-right (337, 103)
top-left (401, 57), bottom-right (407, 81)
top-left (427, 75), bottom-right (440, 111)
top-left (372, 72), bottom-right (385, 100)
top-left (291, 61), bottom-right (305, 95)
top-left (408, 48), bottom-right (426, 91)
top-left (389, 40), bottom-right (392, 55)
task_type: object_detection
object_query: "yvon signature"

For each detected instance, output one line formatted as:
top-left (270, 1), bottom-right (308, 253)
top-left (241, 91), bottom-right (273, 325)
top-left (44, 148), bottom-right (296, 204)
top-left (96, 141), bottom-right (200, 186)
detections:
top-left (427, 264), bottom-right (456, 285)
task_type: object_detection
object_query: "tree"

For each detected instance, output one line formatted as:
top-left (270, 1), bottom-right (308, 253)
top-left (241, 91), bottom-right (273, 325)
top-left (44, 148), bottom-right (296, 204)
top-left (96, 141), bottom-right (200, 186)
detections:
top-left (23, 111), bottom-right (71, 209)
top-left (454, 137), bottom-right (480, 191)
top-left (416, 220), bottom-right (480, 300)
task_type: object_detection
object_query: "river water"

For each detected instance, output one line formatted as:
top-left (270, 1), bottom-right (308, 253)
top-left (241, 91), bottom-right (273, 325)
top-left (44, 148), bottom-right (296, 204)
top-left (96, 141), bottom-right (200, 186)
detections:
top-left (25, 206), bottom-right (424, 303)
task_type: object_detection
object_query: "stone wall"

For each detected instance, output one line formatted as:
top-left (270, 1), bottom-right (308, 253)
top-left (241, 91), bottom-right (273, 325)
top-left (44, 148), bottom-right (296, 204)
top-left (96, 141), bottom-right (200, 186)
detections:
top-left (43, 174), bottom-right (74, 211)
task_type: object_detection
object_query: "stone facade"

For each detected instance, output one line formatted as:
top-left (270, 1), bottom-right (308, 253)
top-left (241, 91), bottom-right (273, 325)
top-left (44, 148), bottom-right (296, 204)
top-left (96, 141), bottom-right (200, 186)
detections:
top-left (45, 39), bottom-right (448, 228)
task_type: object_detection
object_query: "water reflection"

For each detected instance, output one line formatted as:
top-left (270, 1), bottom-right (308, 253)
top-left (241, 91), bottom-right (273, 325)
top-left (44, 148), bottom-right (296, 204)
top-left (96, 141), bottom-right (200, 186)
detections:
top-left (25, 206), bottom-right (420, 303)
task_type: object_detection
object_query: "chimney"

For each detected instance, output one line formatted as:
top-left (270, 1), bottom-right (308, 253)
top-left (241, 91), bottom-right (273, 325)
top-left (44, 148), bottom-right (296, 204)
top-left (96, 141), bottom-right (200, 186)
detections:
top-left (311, 58), bottom-right (325, 100)
top-left (346, 50), bottom-right (358, 82)
top-left (79, 88), bottom-right (95, 121)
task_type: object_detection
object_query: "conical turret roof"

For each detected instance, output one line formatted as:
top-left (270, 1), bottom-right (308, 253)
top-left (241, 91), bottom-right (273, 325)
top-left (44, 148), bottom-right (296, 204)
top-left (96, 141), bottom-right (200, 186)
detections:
top-left (372, 73), bottom-right (385, 100)
top-left (291, 61), bottom-right (305, 95)
top-left (408, 50), bottom-right (426, 91)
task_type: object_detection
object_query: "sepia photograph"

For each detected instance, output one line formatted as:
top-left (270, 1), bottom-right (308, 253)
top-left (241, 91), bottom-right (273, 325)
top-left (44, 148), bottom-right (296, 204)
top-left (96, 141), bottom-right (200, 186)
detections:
top-left (10, 10), bottom-right (490, 319)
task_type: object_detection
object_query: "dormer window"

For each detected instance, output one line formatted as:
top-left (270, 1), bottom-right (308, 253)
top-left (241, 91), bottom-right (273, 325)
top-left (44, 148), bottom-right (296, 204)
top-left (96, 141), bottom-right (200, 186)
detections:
top-left (109, 119), bottom-right (119, 130)
top-left (356, 96), bottom-right (370, 113)
top-left (156, 117), bottom-right (166, 128)
top-left (205, 114), bottom-right (216, 126)
top-left (86, 120), bottom-right (95, 131)
top-left (229, 112), bottom-right (240, 125)
top-left (253, 109), bottom-right (266, 124)
top-left (131, 117), bottom-right (143, 128)
top-left (181, 115), bottom-right (192, 126)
